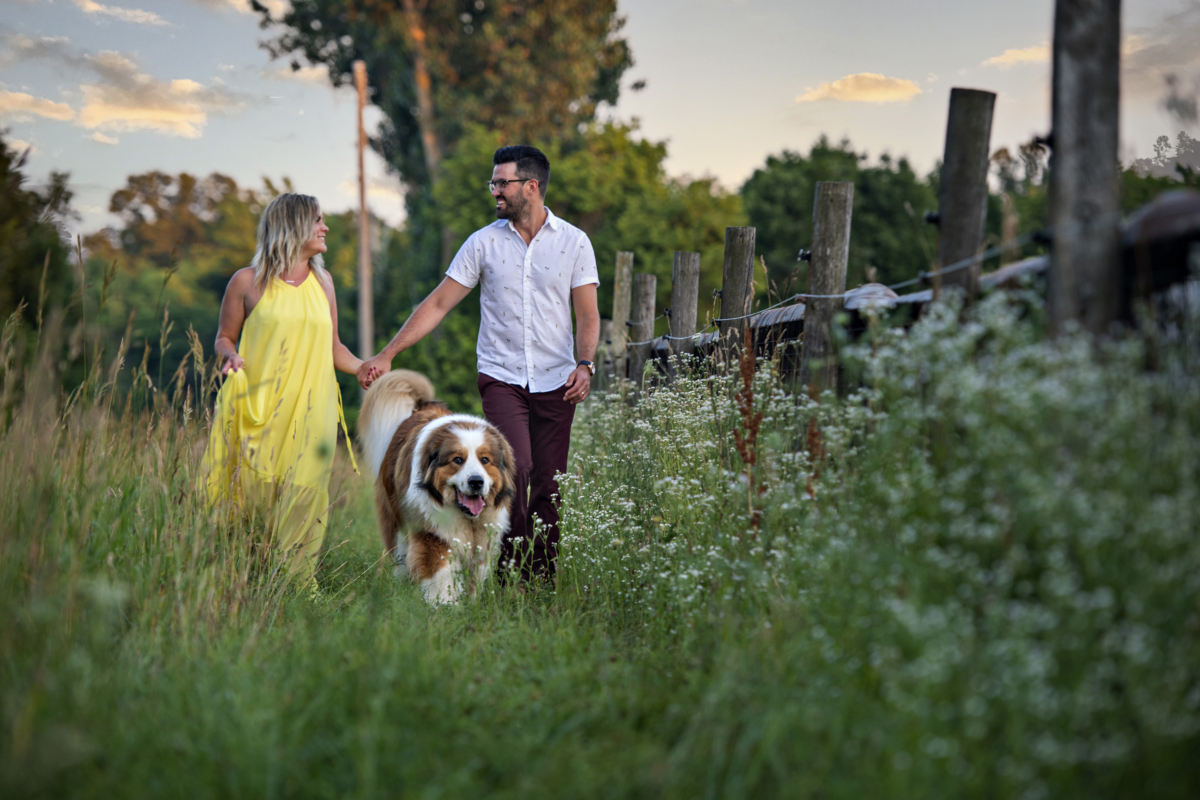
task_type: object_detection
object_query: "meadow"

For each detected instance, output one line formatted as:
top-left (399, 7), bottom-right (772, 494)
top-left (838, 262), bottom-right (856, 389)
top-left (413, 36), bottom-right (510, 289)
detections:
top-left (2, 286), bottom-right (1199, 799)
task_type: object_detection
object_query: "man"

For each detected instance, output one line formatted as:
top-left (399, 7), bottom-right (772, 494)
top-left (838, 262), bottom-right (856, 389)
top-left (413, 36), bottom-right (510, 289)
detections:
top-left (358, 144), bottom-right (600, 581)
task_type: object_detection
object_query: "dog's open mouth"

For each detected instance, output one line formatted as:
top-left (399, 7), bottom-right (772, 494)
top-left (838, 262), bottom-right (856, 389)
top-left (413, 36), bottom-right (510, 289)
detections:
top-left (455, 490), bottom-right (486, 517)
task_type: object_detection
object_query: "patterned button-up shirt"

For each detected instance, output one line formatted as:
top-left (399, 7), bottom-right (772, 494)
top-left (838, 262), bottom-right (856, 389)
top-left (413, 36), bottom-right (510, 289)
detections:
top-left (445, 208), bottom-right (599, 392)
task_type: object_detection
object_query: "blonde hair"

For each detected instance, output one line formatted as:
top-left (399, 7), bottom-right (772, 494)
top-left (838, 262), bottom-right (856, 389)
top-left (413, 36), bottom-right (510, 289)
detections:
top-left (251, 193), bottom-right (327, 290)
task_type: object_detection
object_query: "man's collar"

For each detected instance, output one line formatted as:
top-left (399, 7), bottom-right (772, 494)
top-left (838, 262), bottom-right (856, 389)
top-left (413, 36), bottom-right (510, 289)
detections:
top-left (502, 207), bottom-right (559, 234)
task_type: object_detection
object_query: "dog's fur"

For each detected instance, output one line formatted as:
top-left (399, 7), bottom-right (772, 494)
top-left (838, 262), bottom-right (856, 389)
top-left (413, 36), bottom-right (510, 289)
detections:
top-left (358, 370), bottom-right (516, 604)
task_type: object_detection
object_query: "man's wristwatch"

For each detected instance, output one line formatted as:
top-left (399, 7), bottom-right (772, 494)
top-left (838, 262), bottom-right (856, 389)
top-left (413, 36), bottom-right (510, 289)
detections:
top-left (577, 360), bottom-right (595, 376)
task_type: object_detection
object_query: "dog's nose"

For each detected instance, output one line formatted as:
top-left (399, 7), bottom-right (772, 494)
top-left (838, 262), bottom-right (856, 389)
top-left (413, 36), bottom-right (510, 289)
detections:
top-left (468, 475), bottom-right (485, 492)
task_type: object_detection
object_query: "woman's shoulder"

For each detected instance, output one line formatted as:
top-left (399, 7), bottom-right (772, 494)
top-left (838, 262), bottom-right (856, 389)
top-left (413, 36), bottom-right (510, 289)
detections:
top-left (228, 267), bottom-right (256, 291)
top-left (313, 267), bottom-right (336, 295)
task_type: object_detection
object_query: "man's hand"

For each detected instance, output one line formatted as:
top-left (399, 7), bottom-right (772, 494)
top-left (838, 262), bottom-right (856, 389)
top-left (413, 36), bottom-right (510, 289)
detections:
top-left (563, 365), bottom-right (592, 404)
top-left (357, 354), bottom-right (390, 390)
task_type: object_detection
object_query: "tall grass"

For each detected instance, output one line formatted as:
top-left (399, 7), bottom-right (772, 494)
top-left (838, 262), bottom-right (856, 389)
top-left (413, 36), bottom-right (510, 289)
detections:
top-left (2, 285), bottom-right (1198, 798)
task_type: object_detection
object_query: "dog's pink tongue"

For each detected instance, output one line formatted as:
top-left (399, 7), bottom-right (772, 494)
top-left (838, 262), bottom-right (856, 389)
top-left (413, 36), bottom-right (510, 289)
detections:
top-left (461, 494), bottom-right (485, 515)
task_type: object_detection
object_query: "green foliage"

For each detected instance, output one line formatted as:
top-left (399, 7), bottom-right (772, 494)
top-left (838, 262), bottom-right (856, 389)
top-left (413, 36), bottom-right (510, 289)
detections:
top-left (0, 134), bottom-right (75, 323)
top-left (260, 0), bottom-right (629, 189)
top-left (741, 137), bottom-right (937, 292)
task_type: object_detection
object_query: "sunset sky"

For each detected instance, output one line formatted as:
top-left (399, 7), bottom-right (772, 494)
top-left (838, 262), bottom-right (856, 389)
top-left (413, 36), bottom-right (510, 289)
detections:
top-left (2, 0), bottom-right (1196, 236)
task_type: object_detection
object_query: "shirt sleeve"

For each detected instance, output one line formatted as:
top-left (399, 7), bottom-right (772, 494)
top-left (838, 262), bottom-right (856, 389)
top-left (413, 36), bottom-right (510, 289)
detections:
top-left (445, 232), bottom-right (481, 289)
top-left (570, 234), bottom-right (600, 289)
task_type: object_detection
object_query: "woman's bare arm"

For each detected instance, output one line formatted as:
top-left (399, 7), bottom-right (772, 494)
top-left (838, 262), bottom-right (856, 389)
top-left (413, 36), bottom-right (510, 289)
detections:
top-left (214, 268), bottom-right (255, 376)
top-left (317, 270), bottom-right (369, 377)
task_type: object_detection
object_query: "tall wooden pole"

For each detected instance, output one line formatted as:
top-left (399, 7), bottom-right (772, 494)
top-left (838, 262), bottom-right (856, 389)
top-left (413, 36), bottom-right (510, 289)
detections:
top-left (1048, 0), bottom-right (1122, 335)
top-left (627, 273), bottom-right (657, 386)
top-left (353, 60), bottom-right (374, 360)
top-left (611, 252), bottom-right (634, 379)
top-left (937, 88), bottom-right (996, 300)
top-left (800, 182), bottom-right (853, 393)
top-left (718, 227), bottom-right (757, 354)
top-left (668, 251), bottom-right (701, 362)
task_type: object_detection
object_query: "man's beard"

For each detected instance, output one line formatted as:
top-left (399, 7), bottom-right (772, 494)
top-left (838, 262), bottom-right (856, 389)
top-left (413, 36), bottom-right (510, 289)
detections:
top-left (495, 191), bottom-right (528, 223)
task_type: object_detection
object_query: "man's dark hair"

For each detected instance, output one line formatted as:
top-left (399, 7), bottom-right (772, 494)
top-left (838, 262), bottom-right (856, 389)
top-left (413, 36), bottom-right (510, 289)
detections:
top-left (493, 145), bottom-right (550, 198)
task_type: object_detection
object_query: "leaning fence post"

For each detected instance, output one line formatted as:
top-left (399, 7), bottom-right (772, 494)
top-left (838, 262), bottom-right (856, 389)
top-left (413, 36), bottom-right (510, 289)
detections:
top-left (936, 87), bottom-right (996, 300)
top-left (668, 251), bottom-right (701, 364)
top-left (718, 227), bottom-right (757, 356)
top-left (799, 181), bottom-right (853, 393)
top-left (611, 251), bottom-right (634, 378)
top-left (627, 273), bottom-right (657, 385)
top-left (1048, 0), bottom-right (1122, 336)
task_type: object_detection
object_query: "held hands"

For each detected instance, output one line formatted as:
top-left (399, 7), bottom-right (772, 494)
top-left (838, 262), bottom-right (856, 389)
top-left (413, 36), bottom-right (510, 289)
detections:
top-left (563, 365), bottom-right (592, 404)
top-left (356, 354), bottom-right (390, 390)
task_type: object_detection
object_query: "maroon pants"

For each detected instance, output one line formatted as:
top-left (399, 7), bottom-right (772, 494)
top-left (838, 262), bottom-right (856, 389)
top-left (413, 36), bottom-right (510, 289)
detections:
top-left (478, 373), bottom-right (576, 580)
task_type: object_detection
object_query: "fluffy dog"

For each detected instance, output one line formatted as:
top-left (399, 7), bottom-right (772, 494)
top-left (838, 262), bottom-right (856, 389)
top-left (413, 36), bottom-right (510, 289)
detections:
top-left (358, 370), bottom-right (516, 604)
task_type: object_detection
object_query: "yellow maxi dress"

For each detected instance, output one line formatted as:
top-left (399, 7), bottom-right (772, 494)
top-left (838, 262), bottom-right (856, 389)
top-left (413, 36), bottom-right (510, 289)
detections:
top-left (201, 271), bottom-right (355, 582)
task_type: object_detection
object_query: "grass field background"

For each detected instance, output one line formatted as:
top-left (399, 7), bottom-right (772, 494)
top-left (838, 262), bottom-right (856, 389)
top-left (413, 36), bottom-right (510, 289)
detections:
top-left (3, 289), bottom-right (1199, 798)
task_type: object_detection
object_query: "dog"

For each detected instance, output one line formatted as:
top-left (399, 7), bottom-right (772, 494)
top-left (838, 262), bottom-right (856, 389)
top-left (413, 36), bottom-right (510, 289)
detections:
top-left (358, 369), bottom-right (516, 604)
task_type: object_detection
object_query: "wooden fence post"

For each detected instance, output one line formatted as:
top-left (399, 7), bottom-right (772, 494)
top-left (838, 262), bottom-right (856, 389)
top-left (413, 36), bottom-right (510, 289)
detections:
top-left (669, 251), bottom-right (700, 361)
top-left (611, 251), bottom-right (634, 378)
top-left (937, 87), bottom-right (996, 300)
top-left (627, 273), bottom-right (657, 385)
top-left (598, 318), bottom-right (614, 380)
top-left (800, 181), bottom-right (853, 393)
top-left (1048, 0), bottom-right (1122, 335)
top-left (718, 227), bottom-right (757, 355)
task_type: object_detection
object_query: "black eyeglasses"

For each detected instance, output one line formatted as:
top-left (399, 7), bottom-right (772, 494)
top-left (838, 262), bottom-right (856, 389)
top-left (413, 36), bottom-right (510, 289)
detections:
top-left (488, 178), bottom-right (533, 192)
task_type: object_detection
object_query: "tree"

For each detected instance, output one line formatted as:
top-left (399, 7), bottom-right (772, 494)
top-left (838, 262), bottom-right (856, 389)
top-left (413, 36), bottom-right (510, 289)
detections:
top-left (1131, 131), bottom-right (1200, 180)
top-left (255, 0), bottom-right (632, 282)
top-left (741, 138), bottom-right (937, 292)
top-left (0, 134), bottom-right (75, 323)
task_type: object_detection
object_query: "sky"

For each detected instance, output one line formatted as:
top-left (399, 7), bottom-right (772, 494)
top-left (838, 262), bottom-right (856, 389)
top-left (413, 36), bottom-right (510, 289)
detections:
top-left (1, 0), bottom-right (1197, 238)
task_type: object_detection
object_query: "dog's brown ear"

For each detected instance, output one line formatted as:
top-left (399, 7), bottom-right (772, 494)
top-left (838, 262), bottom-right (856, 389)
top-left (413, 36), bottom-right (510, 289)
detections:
top-left (421, 443), bottom-right (444, 505)
top-left (489, 427), bottom-right (517, 503)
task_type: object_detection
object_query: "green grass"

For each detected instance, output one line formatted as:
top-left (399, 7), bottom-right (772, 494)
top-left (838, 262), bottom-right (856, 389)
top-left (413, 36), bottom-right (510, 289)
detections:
top-left (2, 287), bottom-right (1200, 798)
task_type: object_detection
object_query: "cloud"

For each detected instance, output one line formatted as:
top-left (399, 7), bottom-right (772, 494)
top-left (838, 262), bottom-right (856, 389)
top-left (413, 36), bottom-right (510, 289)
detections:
top-left (263, 63), bottom-right (329, 84)
top-left (338, 178), bottom-right (405, 203)
top-left (186, 0), bottom-right (290, 14)
top-left (8, 137), bottom-right (35, 154)
top-left (89, 131), bottom-right (119, 145)
top-left (71, 0), bottom-right (168, 26)
top-left (2, 36), bottom-right (245, 138)
top-left (0, 90), bottom-right (76, 120)
top-left (796, 73), bottom-right (922, 104)
top-left (1124, 5), bottom-right (1200, 98)
top-left (982, 43), bottom-right (1049, 69)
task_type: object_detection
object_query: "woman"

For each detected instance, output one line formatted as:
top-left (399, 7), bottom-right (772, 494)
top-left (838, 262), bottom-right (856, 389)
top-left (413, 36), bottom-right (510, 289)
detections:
top-left (202, 193), bottom-right (380, 583)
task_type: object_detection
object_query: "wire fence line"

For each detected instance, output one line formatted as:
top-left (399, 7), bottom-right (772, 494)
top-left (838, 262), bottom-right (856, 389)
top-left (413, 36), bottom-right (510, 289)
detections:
top-left (621, 210), bottom-right (1132, 349)
top-left (623, 226), bottom-right (1054, 348)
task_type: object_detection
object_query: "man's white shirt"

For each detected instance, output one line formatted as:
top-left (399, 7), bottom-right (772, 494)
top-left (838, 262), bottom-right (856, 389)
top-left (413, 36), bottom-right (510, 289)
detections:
top-left (445, 208), bottom-right (599, 393)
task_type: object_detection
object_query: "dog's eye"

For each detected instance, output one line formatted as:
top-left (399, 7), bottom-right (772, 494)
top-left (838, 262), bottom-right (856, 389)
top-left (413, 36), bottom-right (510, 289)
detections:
top-left (453, 456), bottom-right (464, 465)
top-left (480, 457), bottom-right (489, 465)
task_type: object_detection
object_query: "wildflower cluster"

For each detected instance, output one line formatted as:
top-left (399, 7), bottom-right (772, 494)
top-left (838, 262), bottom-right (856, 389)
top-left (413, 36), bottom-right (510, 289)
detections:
top-left (557, 287), bottom-right (1200, 795)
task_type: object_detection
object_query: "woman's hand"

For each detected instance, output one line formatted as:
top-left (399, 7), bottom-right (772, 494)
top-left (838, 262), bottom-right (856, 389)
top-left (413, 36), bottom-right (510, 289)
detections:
top-left (221, 353), bottom-right (245, 377)
top-left (357, 355), bottom-right (389, 390)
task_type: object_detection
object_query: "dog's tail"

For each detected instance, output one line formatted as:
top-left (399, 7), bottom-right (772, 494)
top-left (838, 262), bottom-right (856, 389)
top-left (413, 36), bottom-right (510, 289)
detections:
top-left (358, 369), bottom-right (436, 479)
